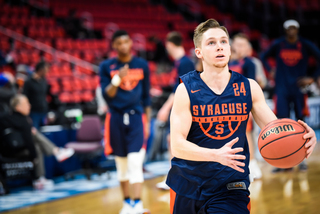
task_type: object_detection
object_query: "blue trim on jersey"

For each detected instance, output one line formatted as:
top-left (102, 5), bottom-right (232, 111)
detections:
top-left (167, 70), bottom-right (252, 200)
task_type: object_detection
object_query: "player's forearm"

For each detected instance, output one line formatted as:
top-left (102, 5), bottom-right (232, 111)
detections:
top-left (144, 106), bottom-right (151, 123)
top-left (163, 93), bottom-right (175, 110)
top-left (171, 137), bottom-right (218, 162)
top-left (105, 83), bottom-right (119, 98)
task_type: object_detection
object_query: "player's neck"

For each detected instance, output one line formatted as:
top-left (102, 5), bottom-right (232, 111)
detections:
top-left (171, 47), bottom-right (185, 61)
top-left (117, 54), bottom-right (132, 63)
top-left (201, 66), bottom-right (231, 94)
top-left (286, 35), bottom-right (298, 44)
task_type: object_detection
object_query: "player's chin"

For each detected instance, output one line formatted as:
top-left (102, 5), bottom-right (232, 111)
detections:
top-left (119, 50), bottom-right (131, 56)
top-left (213, 62), bottom-right (228, 68)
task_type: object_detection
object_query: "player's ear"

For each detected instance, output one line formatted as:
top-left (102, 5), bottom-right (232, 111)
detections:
top-left (195, 47), bottom-right (202, 59)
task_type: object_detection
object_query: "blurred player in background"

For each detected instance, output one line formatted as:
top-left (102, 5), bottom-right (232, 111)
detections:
top-left (167, 18), bottom-right (317, 214)
top-left (229, 33), bottom-right (262, 180)
top-left (246, 42), bottom-right (267, 90)
top-left (23, 61), bottom-right (49, 130)
top-left (261, 19), bottom-right (320, 172)
top-left (156, 32), bottom-right (195, 190)
top-left (100, 30), bottom-right (151, 214)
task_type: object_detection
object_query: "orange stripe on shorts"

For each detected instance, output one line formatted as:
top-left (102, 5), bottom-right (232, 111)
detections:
top-left (170, 188), bottom-right (176, 214)
top-left (104, 113), bottom-right (113, 155)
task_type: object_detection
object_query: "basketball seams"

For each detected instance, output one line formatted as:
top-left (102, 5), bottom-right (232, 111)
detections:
top-left (262, 138), bottom-right (308, 160)
top-left (259, 129), bottom-right (305, 152)
top-left (258, 119), bottom-right (309, 168)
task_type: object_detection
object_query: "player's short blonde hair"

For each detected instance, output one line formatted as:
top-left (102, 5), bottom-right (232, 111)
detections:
top-left (193, 19), bottom-right (229, 48)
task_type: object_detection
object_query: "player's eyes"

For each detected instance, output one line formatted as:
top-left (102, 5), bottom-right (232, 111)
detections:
top-left (208, 41), bottom-right (215, 45)
top-left (221, 40), bottom-right (227, 44)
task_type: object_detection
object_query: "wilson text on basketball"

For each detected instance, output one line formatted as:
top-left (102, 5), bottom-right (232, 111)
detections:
top-left (261, 124), bottom-right (295, 140)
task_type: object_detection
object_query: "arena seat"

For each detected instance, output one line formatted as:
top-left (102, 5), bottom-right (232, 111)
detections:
top-left (64, 116), bottom-right (105, 180)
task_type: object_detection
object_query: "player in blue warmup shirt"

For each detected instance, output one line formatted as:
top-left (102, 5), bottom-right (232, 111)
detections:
top-left (100, 30), bottom-right (151, 214)
top-left (156, 32), bottom-right (195, 190)
top-left (261, 19), bottom-right (320, 172)
top-left (229, 34), bottom-right (256, 80)
top-left (167, 19), bottom-right (317, 214)
top-left (229, 33), bottom-right (263, 180)
top-left (157, 31), bottom-right (195, 123)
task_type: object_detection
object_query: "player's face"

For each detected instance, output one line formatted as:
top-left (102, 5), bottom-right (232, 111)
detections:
top-left (232, 37), bottom-right (249, 59)
top-left (195, 28), bottom-right (231, 68)
top-left (286, 26), bottom-right (298, 37)
top-left (39, 65), bottom-right (49, 78)
top-left (165, 41), bottom-right (174, 57)
top-left (112, 35), bottom-right (132, 56)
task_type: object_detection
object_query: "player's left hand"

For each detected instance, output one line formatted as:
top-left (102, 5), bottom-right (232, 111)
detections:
top-left (298, 120), bottom-right (317, 159)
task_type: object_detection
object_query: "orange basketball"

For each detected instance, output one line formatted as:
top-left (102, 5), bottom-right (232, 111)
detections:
top-left (258, 118), bottom-right (308, 168)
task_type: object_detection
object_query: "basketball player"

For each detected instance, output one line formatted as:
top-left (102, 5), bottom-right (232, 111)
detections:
top-left (229, 33), bottom-right (262, 180)
top-left (157, 32), bottom-right (195, 123)
top-left (261, 19), bottom-right (320, 172)
top-left (100, 30), bottom-right (151, 214)
top-left (156, 32), bottom-right (195, 190)
top-left (167, 19), bottom-right (317, 214)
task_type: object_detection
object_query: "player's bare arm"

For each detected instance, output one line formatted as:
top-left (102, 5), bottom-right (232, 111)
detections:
top-left (144, 106), bottom-right (151, 139)
top-left (157, 93), bottom-right (174, 123)
top-left (249, 79), bottom-right (317, 158)
top-left (105, 64), bottom-right (129, 98)
top-left (170, 83), bottom-right (246, 172)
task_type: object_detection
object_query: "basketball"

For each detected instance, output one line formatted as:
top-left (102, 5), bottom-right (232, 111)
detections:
top-left (258, 118), bottom-right (308, 168)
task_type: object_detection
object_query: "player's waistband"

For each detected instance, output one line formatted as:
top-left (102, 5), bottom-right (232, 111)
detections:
top-left (108, 108), bottom-right (142, 115)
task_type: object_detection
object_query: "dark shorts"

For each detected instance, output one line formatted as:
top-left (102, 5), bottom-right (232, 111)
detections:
top-left (170, 189), bottom-right (250, 214)
top-left (274, 92), bottom-right (309, 120)
top-left (104, 110), bottom-right (146, 157)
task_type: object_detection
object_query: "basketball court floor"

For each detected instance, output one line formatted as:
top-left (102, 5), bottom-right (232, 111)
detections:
top-left (4, 144), bottom-right (320, 214)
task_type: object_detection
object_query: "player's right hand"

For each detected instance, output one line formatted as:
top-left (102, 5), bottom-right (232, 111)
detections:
top-left (216, 137), bottom-right (246, 173)
top-left (119, 64), bottom-right (129, 79)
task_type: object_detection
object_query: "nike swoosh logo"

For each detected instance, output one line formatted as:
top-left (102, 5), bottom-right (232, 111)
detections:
top-left (191, 89), bottom-right (201, 93)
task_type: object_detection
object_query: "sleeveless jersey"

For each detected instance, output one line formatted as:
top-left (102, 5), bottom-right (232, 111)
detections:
top-left (167, 70), bottom-right (252, 200)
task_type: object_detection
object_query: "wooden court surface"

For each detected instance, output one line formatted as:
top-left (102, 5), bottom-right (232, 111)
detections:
top-left (5, 144), bottom-right (320, 214)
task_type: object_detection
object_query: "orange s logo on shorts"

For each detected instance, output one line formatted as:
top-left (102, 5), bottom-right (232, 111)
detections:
top-left (111, 69), bottom-right (144, 91)
top-left (280, 49), bottom-right (302, 66)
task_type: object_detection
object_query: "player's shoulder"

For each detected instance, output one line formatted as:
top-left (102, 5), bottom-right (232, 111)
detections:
top-left (248, 78), bottom-right (260, 90)
top-left (299, 37), bottom-right (315, 47)
top-left (271, 37), bottom-right (285, 46)
top-left (100, 57), bottom-right (117, 68)
top-left (133, 56), bottom-right (148, 67)
top-left (230, 70), bottom-right (249, 81)
top-left (180, 55), bottom-right (194, 66)
top-left (180, 69), bottom-right (197, 83)
top-left (244, 57), bottom-right (255, 65)
top-left (175, 82), bottom-right (189, 100)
